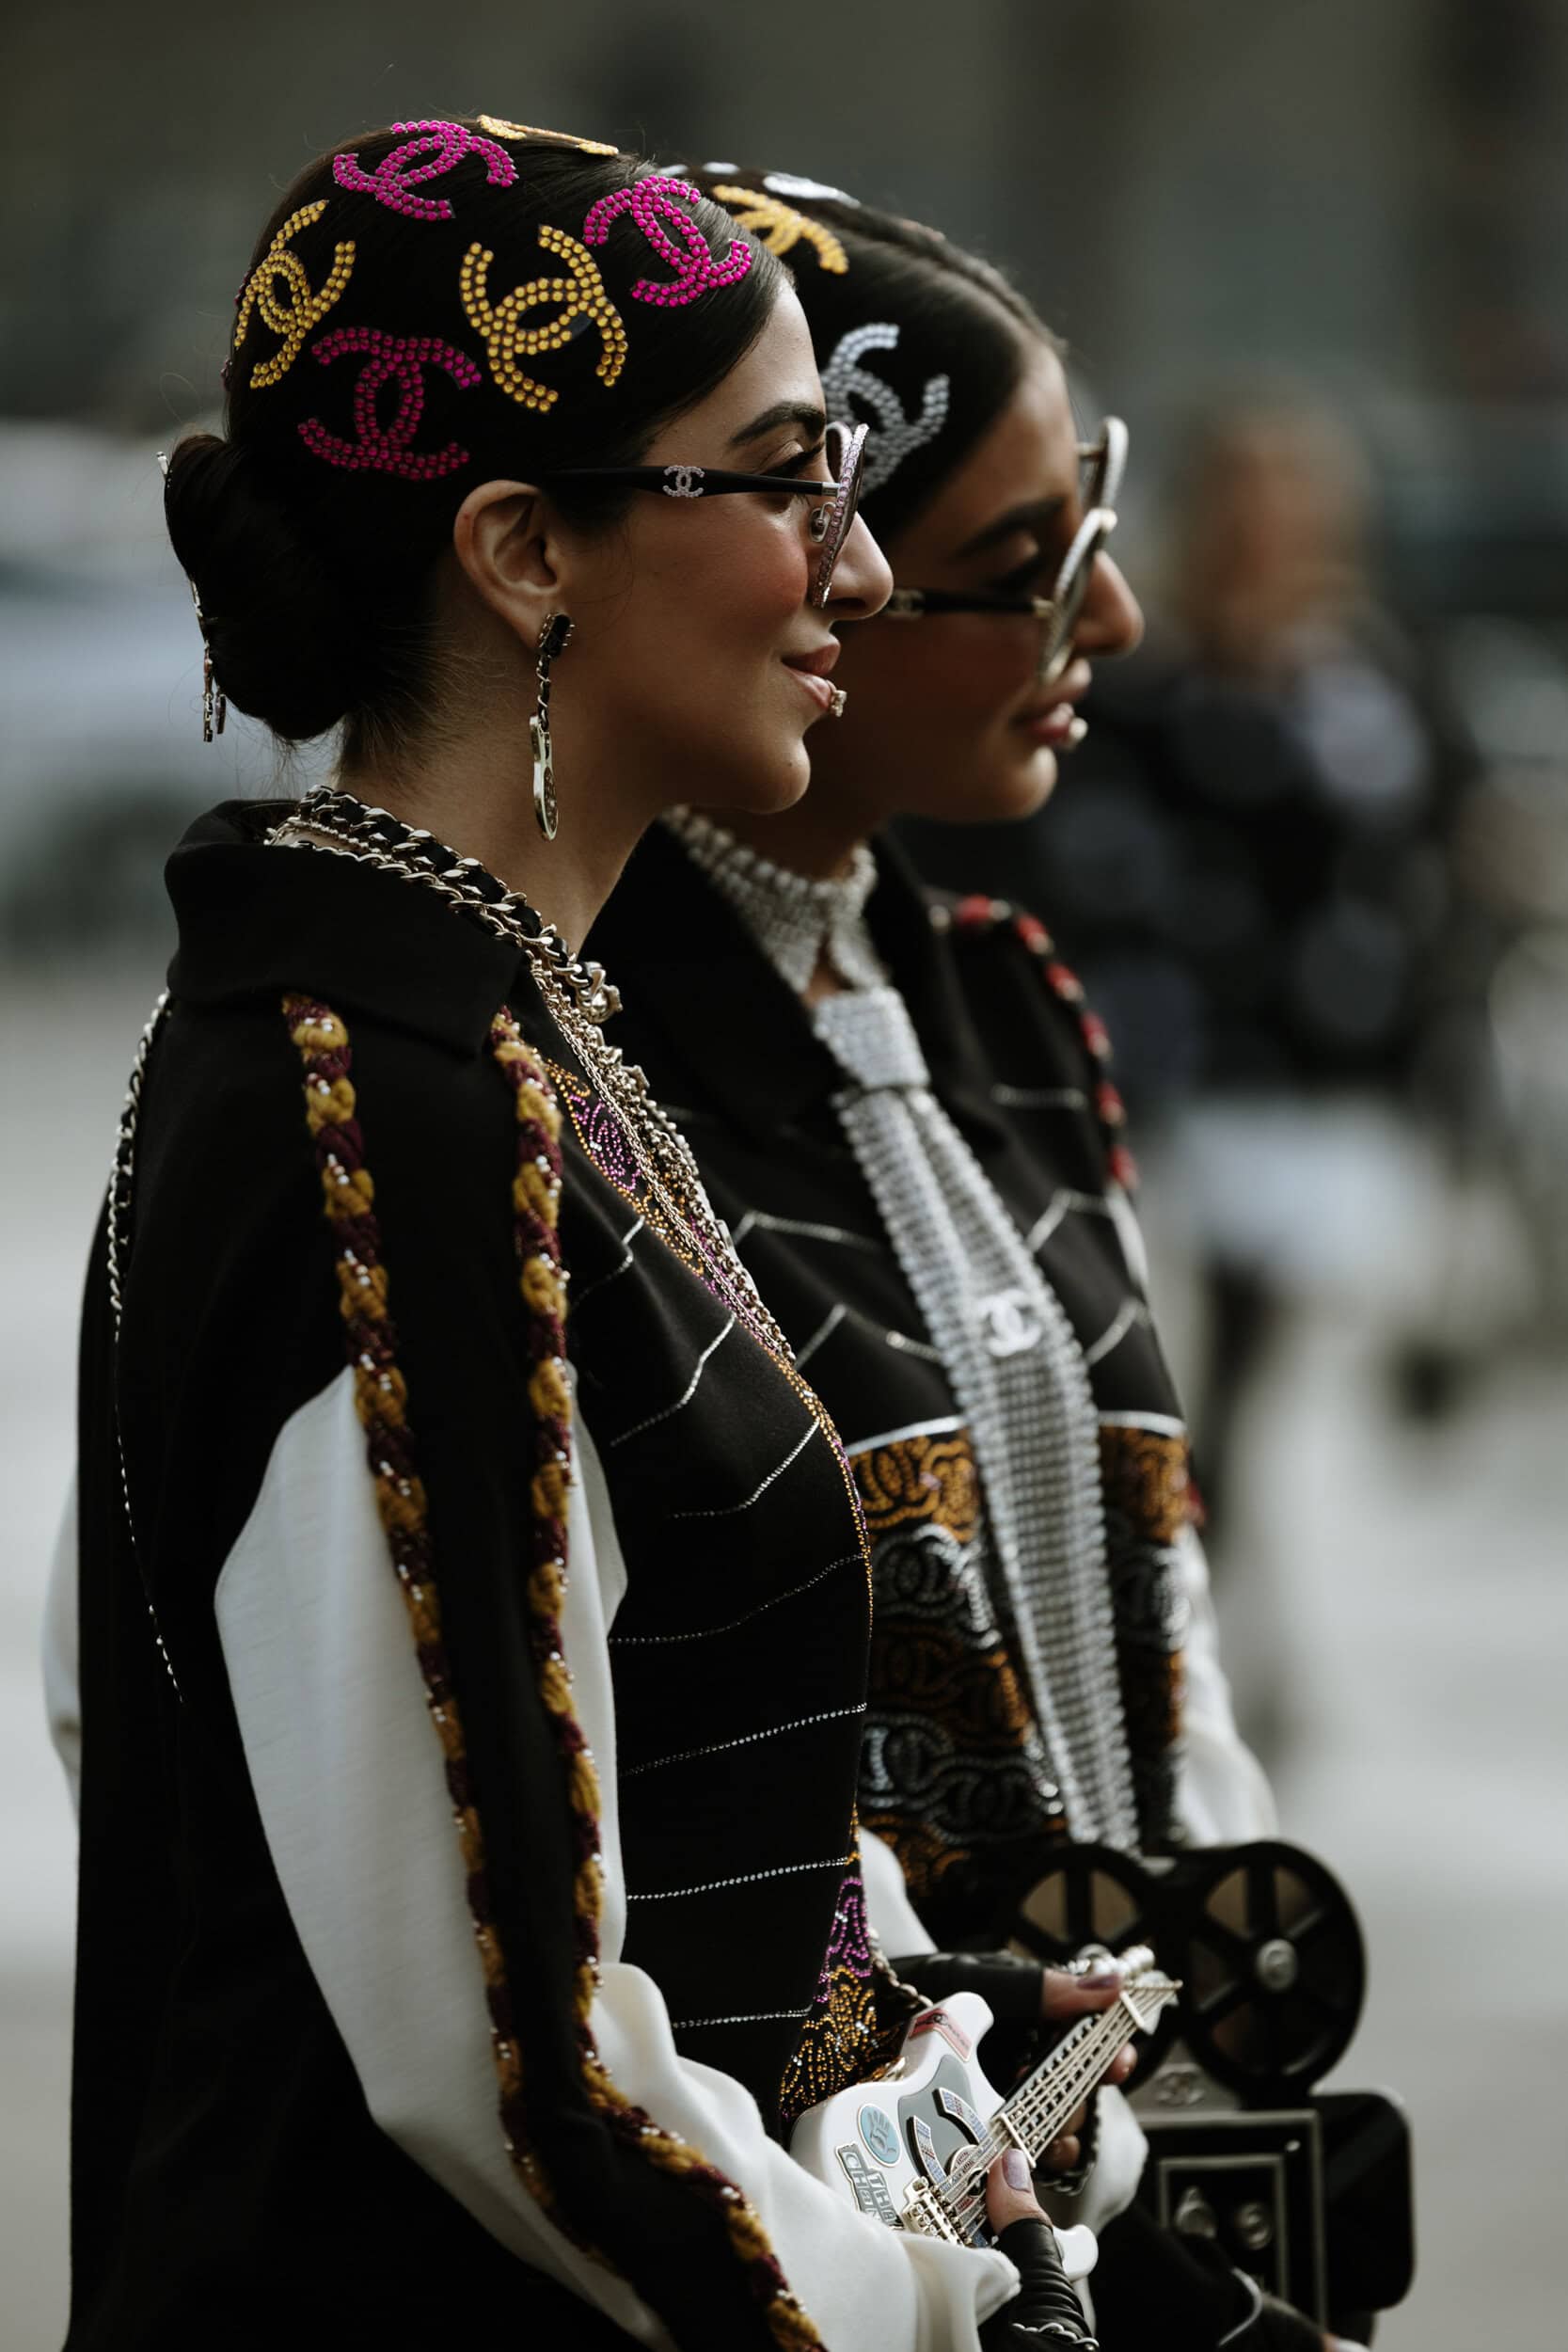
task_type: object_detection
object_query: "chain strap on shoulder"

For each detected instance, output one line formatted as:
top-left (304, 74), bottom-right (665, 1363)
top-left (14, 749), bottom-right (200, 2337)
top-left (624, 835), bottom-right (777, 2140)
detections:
top-left (106, 990), bottom-right (182, 1697)
top-left (267, 787), bottom-right (796, 1363)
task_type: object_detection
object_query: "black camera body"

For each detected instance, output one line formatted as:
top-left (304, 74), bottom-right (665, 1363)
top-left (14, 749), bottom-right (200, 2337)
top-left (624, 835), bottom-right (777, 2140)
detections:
top-left (1009, 1839), bottom-right (1415, 2336)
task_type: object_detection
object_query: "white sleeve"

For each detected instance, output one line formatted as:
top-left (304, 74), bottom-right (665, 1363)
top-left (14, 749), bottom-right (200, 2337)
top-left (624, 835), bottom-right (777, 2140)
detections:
top-left (215, 1365), bottom-right (1019, 2348)
top-left (861, 1765), bottom-right (1150, 2241)
top-left (860, 1822), bottom-right (934, 1957)
top-left (42, 1472), bottom-right (82, 1817)
top-left (1173, 1524), bottom-right (1277, 1846)
top-left (1044, 2086), bottom-right (1147, 2237)
top-left (1104, 1185), bottom-right (1276, 1848)
top-left (1105, 1181), bottom-right (1151, 1294)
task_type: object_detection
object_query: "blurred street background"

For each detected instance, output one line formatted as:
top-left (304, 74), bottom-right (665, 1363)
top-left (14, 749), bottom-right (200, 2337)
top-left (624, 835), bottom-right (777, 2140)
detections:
top-left (5, 2), bottom-right (1568, 2344)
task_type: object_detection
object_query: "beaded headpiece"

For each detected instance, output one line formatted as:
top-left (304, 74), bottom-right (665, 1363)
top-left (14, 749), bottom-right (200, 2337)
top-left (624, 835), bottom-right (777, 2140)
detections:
top-left (232, 200), bottom-right (356, 389)
top-left (819, 320), bottom-right (950, 499)
top-left (182, 125), bottom-right (768, 738)
top-left (222, 141), bottom-right (755, 466)
top-left (582, 177), bottom-right (751, 308)
top-left (460, 226), bottom-right (628, 411)
top-left (332, 119), bottom-right (517, 220)
top-left (709, 184), bottom-right (848, 276)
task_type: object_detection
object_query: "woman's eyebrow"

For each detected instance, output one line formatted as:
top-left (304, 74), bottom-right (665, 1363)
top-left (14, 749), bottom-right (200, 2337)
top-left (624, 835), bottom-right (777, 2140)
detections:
top-left (727, 399), bottom-right (827, 450)
top-left (953, 493), bottom-right (1068, 560)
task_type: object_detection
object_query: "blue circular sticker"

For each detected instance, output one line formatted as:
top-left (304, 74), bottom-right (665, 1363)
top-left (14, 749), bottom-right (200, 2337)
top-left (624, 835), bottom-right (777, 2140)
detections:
top-left (858, 2103), bottom-right (901, 2168)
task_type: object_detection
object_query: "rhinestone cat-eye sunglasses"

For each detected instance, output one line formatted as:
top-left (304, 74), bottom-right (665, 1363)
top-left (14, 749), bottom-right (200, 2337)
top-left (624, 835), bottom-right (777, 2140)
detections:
top-left (882, 416), bottom-right (1128, 681)
top-left (548, 418), bottom-right (869, 609)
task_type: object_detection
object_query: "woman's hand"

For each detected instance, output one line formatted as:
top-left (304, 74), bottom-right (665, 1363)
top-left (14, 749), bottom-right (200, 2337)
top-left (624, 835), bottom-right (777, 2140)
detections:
top-left (1035, 1956), bottom-right (1137, 2171)
top-left (980, 2149), bottom-right (1098, 2348)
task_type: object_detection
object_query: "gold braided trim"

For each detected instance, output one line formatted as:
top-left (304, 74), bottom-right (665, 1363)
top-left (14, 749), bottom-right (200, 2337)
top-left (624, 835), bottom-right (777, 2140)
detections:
top-left (286, 991), bottom-right (823, 2347)
top-left (283, 995), bottom-right (556, 2202)
top-left (490, 1006), bottom-right (827, 2350)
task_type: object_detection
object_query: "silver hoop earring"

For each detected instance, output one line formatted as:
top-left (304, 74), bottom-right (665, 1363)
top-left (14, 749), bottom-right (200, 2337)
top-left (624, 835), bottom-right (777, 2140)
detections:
top-left (530, 612), bottom-right (574, 841)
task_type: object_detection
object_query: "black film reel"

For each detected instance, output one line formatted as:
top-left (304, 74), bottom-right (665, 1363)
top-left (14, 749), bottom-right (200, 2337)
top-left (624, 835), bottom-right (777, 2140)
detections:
top-left (1175, 1839), bottom-right (1365, 2100)
top-left (1009, 1843), bottom-right (1182, 2077)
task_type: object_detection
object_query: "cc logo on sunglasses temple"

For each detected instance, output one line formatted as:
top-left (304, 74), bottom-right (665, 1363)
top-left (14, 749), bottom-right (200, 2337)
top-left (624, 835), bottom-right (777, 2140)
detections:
top-left (660, 465), bottom-right (705, 498)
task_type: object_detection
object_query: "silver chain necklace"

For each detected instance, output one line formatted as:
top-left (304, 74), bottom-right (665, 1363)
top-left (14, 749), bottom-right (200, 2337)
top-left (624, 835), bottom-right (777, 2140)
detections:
top-left (267, 786), bottom-right (794, 1362)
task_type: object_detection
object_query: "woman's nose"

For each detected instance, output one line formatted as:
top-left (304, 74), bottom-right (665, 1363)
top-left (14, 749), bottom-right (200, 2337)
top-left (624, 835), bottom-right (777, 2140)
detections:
top-left (826, 511), bottom-right (894, 621)
top-left (1076, 550), bottom-right (1144, 659)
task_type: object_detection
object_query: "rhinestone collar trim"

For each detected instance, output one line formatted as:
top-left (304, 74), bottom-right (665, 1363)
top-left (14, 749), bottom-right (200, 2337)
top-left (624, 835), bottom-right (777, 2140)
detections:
top-left (664, 807), bottom-right (888, 996)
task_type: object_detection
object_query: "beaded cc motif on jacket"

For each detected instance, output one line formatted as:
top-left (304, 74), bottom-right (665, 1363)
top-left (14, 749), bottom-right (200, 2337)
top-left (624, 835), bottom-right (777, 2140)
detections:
top-left (850, 1426), bottom-right (1068, 1925)
top-left (1100, 1422), bottom-right (1189, 1834)
top-left (776, 1859), bottom-right (910, 2131)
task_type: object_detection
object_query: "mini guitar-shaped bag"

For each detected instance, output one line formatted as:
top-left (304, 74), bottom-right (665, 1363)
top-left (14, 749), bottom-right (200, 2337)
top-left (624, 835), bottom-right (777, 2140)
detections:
top-left (790, 1945), bottom-right (1179, 2274)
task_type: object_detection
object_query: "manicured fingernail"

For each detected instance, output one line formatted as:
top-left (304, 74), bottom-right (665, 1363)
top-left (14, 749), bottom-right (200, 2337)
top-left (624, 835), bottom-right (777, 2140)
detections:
top-left (1003, 2148), bottom-right (1031, 2189)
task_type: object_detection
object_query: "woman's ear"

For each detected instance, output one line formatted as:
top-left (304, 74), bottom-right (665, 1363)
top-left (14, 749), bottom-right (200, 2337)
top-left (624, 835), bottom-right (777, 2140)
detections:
top-left (451, 478), bottom-right (563, 646)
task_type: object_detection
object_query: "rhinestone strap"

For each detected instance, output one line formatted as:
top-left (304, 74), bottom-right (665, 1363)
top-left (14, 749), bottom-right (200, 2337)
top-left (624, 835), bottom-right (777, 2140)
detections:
top-left (818, 989), bottom-right (1138, 1848)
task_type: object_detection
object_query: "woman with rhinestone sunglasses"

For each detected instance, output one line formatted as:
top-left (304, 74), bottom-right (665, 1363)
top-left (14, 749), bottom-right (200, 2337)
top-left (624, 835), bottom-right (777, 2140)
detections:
top-left (590, 172), bottom-right (1360, 2352)
top-left (43, 123), bottom-right (1118, 2352)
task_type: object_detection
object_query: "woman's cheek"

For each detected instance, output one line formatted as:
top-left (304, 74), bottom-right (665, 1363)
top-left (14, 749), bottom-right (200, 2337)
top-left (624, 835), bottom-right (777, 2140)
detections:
top-left (734, 514), bottom-right (816, 630)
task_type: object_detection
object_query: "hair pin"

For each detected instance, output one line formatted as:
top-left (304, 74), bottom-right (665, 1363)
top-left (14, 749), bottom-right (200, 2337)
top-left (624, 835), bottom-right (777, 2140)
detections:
top-left (476, 117), bottom-right (620, 156)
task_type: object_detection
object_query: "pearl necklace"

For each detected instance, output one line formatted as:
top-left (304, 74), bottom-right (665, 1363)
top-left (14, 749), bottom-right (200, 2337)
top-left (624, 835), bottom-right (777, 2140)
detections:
top-left (664, 807), bottom-right (888, 995)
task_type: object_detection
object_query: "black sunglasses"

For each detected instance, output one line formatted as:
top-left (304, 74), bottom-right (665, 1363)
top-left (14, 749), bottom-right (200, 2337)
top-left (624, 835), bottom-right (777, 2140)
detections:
top-left (546, 419), bottom-right (869, 609)
top-left (882, 417), bottom-right (1128, 680)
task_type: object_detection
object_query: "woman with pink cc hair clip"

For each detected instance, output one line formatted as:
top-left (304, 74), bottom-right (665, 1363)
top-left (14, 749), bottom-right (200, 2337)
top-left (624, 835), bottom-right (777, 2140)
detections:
top-left (45, 119), bottom-right (1115, 2352)
top-left (591, 169), bottom-right (1371, 2352)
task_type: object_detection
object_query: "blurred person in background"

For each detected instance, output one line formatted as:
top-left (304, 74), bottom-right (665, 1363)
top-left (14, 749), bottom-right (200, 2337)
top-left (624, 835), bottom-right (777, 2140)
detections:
top-left (906, 395), bottom-right (1463, 1539)
top-left (591, 169), bottom-right (1364, 2352)
top-left (43, 119), bottom-right (1105, 2352)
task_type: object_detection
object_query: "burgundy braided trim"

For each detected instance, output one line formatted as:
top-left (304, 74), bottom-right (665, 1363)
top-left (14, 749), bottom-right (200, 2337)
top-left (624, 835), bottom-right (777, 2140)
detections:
top-left (488, 1008), bottom-right (827, 2350)
top-left (282, 994), bottom-right (561, 2214)
top-left (283, 988), bottom-right (825, 2341)
top-left (950, 893), bottom-right (1139, 1193)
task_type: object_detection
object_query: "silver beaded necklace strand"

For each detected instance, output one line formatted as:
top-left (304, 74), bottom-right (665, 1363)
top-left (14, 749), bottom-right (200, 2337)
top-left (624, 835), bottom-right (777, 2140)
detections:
top-left (267, 787), bottom-right (795, 1363)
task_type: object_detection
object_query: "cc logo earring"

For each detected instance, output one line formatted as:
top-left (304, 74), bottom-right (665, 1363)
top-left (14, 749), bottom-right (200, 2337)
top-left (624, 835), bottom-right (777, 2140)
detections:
top-left (530, 611), bottom-right (574, 841)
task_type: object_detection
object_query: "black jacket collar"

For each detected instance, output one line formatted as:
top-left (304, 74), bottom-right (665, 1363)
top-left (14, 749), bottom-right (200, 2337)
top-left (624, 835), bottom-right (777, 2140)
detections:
top-left (166, 803), bottom-right (530, 1057)
top-left (588, 820), bottom-right (1007, 1152)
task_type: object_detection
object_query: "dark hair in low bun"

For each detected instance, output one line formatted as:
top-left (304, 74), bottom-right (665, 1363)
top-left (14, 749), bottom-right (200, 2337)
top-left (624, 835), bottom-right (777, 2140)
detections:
top-left (166, 123), bottom-right (781, 756)
top-left (164, 432), bottom-right (367, 743)
top-left (692, 169), bottom-right (1060, 548)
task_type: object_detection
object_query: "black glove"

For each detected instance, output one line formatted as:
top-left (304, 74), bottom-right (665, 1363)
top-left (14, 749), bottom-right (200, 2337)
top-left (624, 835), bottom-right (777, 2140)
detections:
top-left (889, 1949), bottom-right (1048, 2091)
top-left (980, 2217), bottom-right (1098, 2349)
